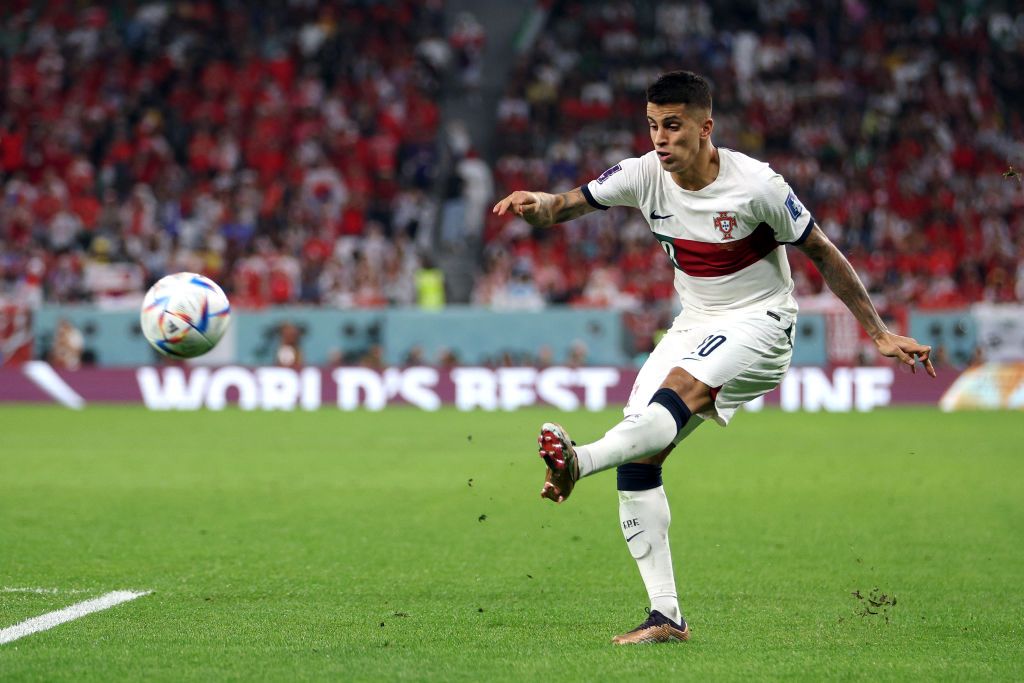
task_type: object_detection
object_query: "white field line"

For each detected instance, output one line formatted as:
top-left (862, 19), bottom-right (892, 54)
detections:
top-left (0, 590), bottom-right (151, 645)
top-left (22, 361), bottom-right (86, 409)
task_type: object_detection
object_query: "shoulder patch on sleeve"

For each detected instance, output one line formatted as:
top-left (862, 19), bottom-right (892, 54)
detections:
top-left (785, 191), bottom-right (805, 221)
top-left (596, 164), bottom-right (623, 184)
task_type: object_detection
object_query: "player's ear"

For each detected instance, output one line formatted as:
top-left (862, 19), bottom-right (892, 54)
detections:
top-left (700, 116), bottom-right (713, 140)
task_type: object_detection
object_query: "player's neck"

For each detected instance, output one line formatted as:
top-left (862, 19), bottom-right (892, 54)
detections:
top-left (670, 144), bottom-right (719, 191)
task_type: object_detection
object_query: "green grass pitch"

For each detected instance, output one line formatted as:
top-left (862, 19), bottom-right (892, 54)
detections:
top-left (1, 406), bottom-right (1022, 681)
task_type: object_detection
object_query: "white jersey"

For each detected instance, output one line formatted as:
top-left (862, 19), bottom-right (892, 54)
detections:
top-left (582, 148), bottom-right (813, 322)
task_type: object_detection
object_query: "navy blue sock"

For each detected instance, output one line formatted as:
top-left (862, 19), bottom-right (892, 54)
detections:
top-left (617, 463), bottom-right (663, 491)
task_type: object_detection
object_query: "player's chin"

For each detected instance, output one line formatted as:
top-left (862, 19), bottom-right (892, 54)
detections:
top-left (658, 155), bottom-right (685, 172)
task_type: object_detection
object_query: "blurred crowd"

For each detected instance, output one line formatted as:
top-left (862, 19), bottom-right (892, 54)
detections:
top-left (2, 0), bottom-right (1023, 362)
top-left (483, 0), bottom-right (1024, 353)
top-left (1, 0), bottom-right (450, 308)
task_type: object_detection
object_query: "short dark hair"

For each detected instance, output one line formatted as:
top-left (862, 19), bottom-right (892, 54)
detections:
top-left (646, 71), bottom-right (712, 113)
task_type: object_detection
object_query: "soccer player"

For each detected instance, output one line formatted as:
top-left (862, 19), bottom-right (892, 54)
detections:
top-left (491, 71), bottom-right (935, 645)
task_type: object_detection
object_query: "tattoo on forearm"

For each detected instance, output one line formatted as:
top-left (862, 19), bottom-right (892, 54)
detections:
top-left (552, 189), bottom-right (590, 223)
top-left (812, 247), bottom-right (887, 338)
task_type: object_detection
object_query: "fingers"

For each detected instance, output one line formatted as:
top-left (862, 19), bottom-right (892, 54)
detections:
top-left (893, 347), bottom-right (915, 369)
top-left (491, 196), bottom-right (511, 215)
top-left (883, 335), bottom-right (938, 378)
top-left (916, 346), bottom-right (937, 378)
top-left (899, 338), bottom-right (937, 377)
top-left (492, 193), bottom-right (522, 216)
top-left (491, 192), bottom-right (537, 217)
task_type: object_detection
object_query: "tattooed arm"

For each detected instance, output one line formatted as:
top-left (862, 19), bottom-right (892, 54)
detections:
top-left (797, 223), bottom-right (936, 376)
top-left (492, 188), bottom-right (596, 228)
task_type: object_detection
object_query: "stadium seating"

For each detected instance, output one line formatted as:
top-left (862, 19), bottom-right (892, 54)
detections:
top-left (0, 1), bottom-right (445, 307)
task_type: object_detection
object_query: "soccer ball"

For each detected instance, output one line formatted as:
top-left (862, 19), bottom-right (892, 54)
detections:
top-left (140, 272), bottom-right (231, 358)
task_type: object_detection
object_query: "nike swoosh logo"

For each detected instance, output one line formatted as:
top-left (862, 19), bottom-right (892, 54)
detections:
top-left (649, 210), bottom-right (673, 220)
top-left (625, 530), bottom-right (645, 542)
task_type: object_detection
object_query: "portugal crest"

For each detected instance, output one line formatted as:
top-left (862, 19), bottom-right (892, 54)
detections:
top-left (713, 211), bottom-right (737, 240)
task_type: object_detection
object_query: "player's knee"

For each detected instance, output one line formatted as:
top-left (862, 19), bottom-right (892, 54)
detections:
top-left (659, 367), bottom-right (713, 414)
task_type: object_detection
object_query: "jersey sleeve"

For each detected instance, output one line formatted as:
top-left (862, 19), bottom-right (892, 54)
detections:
top-left (580, 157), bottom-right (643, 210)
top-left (753, 172), bottom-right (814, 244)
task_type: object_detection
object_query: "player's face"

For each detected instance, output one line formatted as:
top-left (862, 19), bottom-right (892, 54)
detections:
top-left (647, 103), bottom-right (712, 174)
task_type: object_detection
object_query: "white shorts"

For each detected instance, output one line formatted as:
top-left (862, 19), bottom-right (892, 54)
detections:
top-left (625, 310), bottom-right (794, 430)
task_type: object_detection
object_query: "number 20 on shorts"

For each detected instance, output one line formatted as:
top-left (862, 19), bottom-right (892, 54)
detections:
top-left (695, 335), bottom-right (726, 357)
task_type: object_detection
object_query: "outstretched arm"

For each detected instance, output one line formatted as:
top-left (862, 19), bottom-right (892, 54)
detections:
top-left (797, 224), bottom-right (936, 377)
top-left (491, 187), bottom-right (597, 228)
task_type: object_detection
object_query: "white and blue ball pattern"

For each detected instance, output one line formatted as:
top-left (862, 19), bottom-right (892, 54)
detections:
top-left (140, 272), bottom-right (231, 358)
